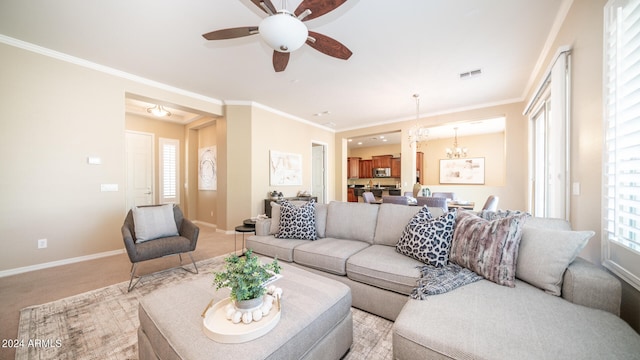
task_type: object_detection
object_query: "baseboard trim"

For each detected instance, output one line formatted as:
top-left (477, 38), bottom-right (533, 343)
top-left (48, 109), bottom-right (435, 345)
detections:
top-left (0, 248), bottom-right (126, 278)
top-left (193, 220), bottom-right (217, 229)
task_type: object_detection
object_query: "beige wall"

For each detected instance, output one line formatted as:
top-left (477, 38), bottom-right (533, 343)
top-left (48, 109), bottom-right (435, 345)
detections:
top-left (419, 132), bottom-right (505, 187)
top-left (250, 105), bottom-right (335, 216)
top-left (348, 144), bottom-right (402, 158)
top-left (0, 42), bottom-right (222, 272)
top-left (196, 124), bottom-right (217, 224)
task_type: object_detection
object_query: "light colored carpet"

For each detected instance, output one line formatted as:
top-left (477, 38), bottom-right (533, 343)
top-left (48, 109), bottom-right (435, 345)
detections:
top-left (17, 255), bottom-right (393, 360)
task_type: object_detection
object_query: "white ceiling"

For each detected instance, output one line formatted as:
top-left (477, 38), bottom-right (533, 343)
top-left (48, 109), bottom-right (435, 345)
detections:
top-left (0, 0), bottom-right (569, 132)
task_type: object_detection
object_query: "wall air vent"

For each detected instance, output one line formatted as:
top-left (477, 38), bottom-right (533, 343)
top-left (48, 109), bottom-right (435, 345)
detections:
top-left (459, 68), bottom-right (482, 79)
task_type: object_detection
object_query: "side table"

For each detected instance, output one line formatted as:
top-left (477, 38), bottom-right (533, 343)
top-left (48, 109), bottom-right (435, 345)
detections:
top-left (234, 219), bottom-right (255, 255)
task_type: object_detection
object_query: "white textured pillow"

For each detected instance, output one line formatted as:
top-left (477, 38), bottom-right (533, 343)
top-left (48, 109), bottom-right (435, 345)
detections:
top-left (132, 204), bottom-right (179, 242)
top-left (516, 227), bottom-right (593, 296)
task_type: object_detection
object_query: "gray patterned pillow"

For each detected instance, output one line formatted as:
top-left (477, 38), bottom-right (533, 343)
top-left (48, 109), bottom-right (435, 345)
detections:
top-left (396, 207), bottom-right (457, 267)
top-left (275, 199), bottom-right (317, 240)
top-left (450, 211), bottom-right (530, 287)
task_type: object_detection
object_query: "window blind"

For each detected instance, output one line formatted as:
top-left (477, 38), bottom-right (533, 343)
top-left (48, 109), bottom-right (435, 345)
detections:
top-left (603, 0), bottom-right (640, 290)
top-left (159, 138), bottom-right (179, 204)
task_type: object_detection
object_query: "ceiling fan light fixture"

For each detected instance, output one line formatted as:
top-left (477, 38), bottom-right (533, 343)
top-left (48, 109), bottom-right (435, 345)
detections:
top-left (259, 11), bottom-right (308, 52)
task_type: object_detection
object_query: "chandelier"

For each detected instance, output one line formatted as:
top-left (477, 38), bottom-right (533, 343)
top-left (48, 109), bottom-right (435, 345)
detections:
top-left (446, 127), bottom-right (468, 158)
top-left (408, 94), bottom-right (429, 147)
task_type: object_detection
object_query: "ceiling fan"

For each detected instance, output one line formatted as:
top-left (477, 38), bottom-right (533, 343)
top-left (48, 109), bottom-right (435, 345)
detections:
top-left (202, 0), bottom-right (353, 72)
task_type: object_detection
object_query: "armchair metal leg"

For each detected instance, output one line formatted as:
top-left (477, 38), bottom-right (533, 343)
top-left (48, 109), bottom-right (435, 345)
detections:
top-left (128, 263), bottom-right (142, 292)
top-left (179, 252), bottom-right (199, 274)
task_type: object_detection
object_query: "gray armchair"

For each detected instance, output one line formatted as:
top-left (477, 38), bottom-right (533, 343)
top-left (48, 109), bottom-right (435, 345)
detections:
top-left (121, 204), bottom-right (199, 292)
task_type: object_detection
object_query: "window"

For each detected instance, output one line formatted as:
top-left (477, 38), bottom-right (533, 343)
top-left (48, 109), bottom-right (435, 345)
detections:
top-left (159, 138), bottom-right (180, 204)
top-left (603, 0), bottom-right (640, 291)
top-left (524, 48), bottom-right (571, 219)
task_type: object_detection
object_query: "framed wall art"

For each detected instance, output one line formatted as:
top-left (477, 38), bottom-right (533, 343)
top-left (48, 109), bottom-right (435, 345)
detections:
top-left (270, 150), bottom-right (302, 186)
top-left (439, 157), bottom-right (485, 184)
top-left (199, 146), bottom-right (217, 190)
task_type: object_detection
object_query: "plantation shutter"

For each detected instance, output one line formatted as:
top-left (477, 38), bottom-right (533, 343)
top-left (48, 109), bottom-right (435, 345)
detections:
top-left (159, 138), bottom-right (179, 204)
top-left (603, 0), bottom-right (640, 290)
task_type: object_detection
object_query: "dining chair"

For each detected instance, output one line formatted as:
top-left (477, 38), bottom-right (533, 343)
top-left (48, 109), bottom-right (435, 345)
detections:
top-left (416, 196), bottom-right (448, 212)
top-left (362, 191), bottom-right (377, 204)
top-left (382, 195), bottom-right (409, 205)
top-left (481, 195), bottom-right (499, 211)
top-left (432, 192), bottom-right (457, 200)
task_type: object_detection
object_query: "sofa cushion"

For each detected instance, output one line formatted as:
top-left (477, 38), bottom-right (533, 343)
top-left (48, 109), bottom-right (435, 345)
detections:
top-left (373, 204), bottom-right (421, 246)
top-left (523, 216), bottom-right (572, 230)
top-left (293, 238), bottom-right (370, 275)
top-left (132, 204), bottom-right (179, 242)
top-left (396, 209), bottom-right (457, 267)
top-left (245, 235), bottom-right (306, 262)
top-left (315, 203), bottom-right (328, 238)
top-left (516, 227), bottom-right (592, 296)
top-left (373, 204), bottom-right (448, 246)
top-left (450, 211), bottom-right (529, 287)
top-left (325, 201), bottom-right (379, 244)
top-left (276, 200), bottom-right (317, 240)
top-left (393, 278), bottom-right (640, 360)
top-left (270, 201), bottom-right (328, 238)
top-left (347, 245), bottom-right (422, 295)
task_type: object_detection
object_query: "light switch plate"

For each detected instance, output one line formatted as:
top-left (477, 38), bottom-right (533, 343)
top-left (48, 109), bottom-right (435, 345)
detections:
top-left (101, 184), bottom-right (118, 192)
top-left (87, 156), bottom-right (102, 165)
top-left (572, 182), bottom-right (580, 195)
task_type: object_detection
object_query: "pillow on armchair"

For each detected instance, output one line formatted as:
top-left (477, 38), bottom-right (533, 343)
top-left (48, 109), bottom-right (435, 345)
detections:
top-left (132, 204), bottom-right (179, 242)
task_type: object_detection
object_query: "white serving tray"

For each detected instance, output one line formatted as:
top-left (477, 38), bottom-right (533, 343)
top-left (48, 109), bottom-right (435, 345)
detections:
top-left (202, 297), bottom-right (281, 344)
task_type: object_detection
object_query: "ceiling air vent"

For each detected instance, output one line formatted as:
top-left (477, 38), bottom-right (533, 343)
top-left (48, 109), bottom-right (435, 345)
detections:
top-left (459, 68), bottom-right (482, 79)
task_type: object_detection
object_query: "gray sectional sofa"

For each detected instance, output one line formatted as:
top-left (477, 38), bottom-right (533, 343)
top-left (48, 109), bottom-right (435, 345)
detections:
top-left (247, 201), bottom-right (640, 359)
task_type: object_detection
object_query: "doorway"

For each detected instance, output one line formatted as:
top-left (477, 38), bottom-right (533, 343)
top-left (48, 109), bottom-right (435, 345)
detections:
top-left (125, 131), bottom-right (154, 210)
top-left (312, 142), bottom-right (327, 203)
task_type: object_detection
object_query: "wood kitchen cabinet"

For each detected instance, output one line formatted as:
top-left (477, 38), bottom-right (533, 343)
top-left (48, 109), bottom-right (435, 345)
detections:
top-left (391, 157), bottom-right (401, 177)
top-left (372, 155), bottom-right (393, 168)
top-left (348, 157), bottom-right (361, 178)
top-left (359, 159), bottom-right (373, 179)
top-left (416, 151), bottom-right (424, 184)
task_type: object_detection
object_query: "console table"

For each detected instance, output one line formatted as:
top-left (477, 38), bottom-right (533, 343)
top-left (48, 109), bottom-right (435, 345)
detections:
top-left (264, 196), bottom-right (317, 217)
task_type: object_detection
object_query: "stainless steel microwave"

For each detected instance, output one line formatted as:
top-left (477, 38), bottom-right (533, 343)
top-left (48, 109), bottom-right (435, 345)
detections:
top-left (373, 168), bottom-right (391, 177)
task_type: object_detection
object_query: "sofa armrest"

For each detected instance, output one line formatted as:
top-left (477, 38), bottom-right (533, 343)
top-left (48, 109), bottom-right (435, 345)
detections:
top-left (256, 218), bottom-right (272, 236)
top-left (562, 257), bottom-right (621, 315)
top-left (180, 218), bottom-right (200, 251)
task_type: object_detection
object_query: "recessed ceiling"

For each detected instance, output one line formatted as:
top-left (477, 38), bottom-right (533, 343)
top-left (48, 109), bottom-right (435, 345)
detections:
top-left (0, 0), bottom-right (569, 131)
top-left (347, 117), bottom-right (505, 149)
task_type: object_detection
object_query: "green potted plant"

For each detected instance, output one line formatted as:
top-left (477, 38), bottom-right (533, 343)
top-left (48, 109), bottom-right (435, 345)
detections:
top-left (213, 250), bottom-right (281, 309)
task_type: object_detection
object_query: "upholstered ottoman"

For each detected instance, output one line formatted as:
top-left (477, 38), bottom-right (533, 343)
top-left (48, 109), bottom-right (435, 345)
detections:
top-left (138, 259), bottom-right (353, 360)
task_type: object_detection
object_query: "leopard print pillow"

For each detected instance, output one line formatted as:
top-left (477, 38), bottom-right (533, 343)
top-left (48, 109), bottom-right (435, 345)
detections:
top-left (396, 207), bottom-right (457, 267)
top-left (275, 199), bottom-right (317, 240)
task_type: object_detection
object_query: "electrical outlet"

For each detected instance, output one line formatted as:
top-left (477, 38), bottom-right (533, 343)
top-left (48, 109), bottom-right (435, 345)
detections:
top-left (37, 238), bottom-right (47, 249)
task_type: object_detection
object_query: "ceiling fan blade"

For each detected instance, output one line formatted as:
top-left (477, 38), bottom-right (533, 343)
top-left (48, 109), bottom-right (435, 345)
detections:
top-left (250, 0), bottom-right (276, 14)
top-left (306, 31), bottom-right (352, 60)
top-left (202, 27), bottom-right (258, 40)
top-left (273, 51), bottom-right (290, 72)
top-left (295, 0), bottom-right (347, 21)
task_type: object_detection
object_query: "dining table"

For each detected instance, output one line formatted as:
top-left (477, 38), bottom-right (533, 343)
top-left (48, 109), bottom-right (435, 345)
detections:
top-left (447, 201), bottom-right (475, 211)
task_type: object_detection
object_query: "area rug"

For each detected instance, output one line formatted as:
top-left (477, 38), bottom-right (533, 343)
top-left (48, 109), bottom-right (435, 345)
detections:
top-left (16, 255), bottom-right (393, 360)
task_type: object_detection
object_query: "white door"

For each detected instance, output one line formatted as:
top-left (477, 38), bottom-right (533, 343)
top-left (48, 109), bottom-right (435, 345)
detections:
top-left (126, 131), bottom-right (154, 210)
top-left (312, 143), bottom-right (326, 204)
